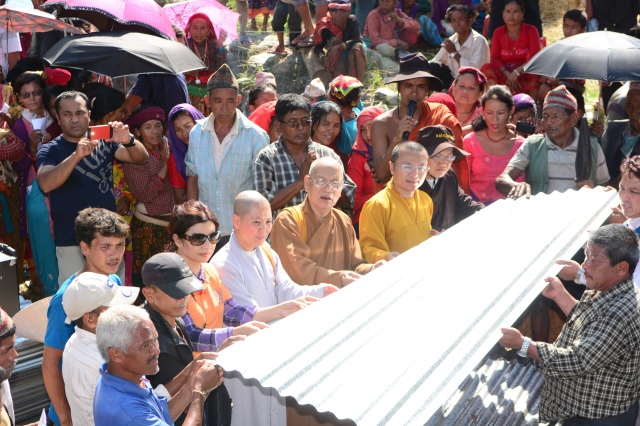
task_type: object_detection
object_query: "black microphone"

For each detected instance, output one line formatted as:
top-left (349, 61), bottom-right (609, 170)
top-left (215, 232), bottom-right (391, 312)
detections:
top-left (402, 99), bottom-right (417, 141)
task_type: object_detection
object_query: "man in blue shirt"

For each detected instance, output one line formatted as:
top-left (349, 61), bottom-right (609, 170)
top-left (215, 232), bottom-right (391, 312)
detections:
top-left (42, 208), bottom-right (129, 426)
top-left (37, 90), bottom-right (148, 286)
top-left (94, 305), bottom-right (223, 425)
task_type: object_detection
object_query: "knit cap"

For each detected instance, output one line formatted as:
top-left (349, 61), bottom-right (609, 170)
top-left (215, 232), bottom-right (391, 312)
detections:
top-left (543, 85), bottom-right (577, 112)
top-left (329, 75), bottom-right (363, 100)
top-left (207, 64), bottom-right (239, 92)
top-left (0, 307), bottom-right (14, 340)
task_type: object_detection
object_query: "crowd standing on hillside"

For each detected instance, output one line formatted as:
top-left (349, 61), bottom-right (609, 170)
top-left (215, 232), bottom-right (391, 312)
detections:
top-left (1, 0), bottom-right (640, 425)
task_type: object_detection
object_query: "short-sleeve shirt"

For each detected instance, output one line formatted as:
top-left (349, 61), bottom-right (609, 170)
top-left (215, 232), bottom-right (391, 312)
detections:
top-left (93, 363), bottom-right (172, 426)
top-left (0, 29), bottom-right (20, 78)
top-left (44, 273), bottom-right (122, 426)
top-left (36, 136), bottom-right (121, 247)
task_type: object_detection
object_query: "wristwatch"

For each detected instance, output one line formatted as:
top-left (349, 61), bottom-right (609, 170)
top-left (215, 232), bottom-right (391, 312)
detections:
top-left (122, 134), bottom-right (136, 148)
top-left (518, 337), bottom-right (531, 358)
top-left (574, 267), bottom-right (584, 284)
top-left (449, 51), bottom-right (457, 58)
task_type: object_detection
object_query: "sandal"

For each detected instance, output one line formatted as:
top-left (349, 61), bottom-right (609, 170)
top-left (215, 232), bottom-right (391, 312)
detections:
top-left (270, 46), bottom-right (290, 57)
top-left (239, 33), bottom-right (252, 47)
top-left (295, 36), bottom-right (315, 48)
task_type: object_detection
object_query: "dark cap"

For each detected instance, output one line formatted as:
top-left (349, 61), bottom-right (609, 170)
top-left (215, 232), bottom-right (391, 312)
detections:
top-left (417, 125), bottom-right (469, 159)
top-left (141, 253), bottom-right (204, 299)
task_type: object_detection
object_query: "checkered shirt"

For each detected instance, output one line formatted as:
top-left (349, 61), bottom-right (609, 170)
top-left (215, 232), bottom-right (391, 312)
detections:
top-left (536, 277), bottom-right (640, 421)
top-left (253, 138), bottom-right (356, 218)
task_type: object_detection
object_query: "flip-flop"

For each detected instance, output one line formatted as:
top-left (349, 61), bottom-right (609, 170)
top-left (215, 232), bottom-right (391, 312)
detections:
top-left (296, 36), bottom-right (315, 48)
top-left (239, 34), bottom-right (252, 47)
top-left (290, 34), bottom-right (311, 47)
top-left (269, 47), bottom-right (290, 57)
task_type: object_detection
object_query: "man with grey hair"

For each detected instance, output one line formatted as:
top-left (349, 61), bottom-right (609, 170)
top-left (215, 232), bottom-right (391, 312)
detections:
top-left (500, 224), bottom-right (640, 424)
top-left (61, 272), bottom-right (139, 426)
top-left (359, 141), bottom-right (434, 263)
top-left (185, 64), bottom-right (269, 250)
top-left (94, 305), bottom-right (223, 426)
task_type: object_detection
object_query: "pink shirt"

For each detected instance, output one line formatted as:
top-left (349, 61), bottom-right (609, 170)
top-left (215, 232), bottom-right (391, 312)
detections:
top-left (490, 23), bottom-right (540, 71)
top-left (463, 132), bottom-right (525, 203)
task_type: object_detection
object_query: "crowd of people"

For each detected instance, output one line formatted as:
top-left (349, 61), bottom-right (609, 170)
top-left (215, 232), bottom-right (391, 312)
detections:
top-left (0, 0), bottom-right (640, 424)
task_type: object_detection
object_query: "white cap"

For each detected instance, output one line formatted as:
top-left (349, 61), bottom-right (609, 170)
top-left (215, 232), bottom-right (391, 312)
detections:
top-left (62, 272), bottom-right (139, 324)
top-left (303, 77), bottom-right (326, 99)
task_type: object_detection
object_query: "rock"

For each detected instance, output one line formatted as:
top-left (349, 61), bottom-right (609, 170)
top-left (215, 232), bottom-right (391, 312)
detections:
top-left (271, 53), bottom-right (309, 95)
top-left (374, 87), bottom-right (398, 106)
top-left (246, 52), bottom-right (280, 73)
top-left (380, 57), bottom-right (399, 76)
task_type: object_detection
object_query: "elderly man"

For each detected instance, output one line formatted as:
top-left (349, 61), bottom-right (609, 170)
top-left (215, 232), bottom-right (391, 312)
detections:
top-left (0, 308), bottom-right (18, 426)
top-left (360, 141), bottom-right (433, 263)
top-left (94, 305), bottom-right (223, 425)
top-left (253, 94), bottom-right (355, 219)
top-left (417, 125), bottom-right (483, 232)
top-left (500, 224), bottom-right (640, 424)
top-left (61, 272), bottom-right (139, 426)
top-left (496, 85), bottom-right (610, 199)
top-left (43, 208), bottom-right (128, 426)
top-left (37, 91), bottom-right (148, 285)
top-left (186, 64), bottom-right (269, 249)
top-left (369, 53), bottom-right (469, 192)
top-left (211, 190), bottom-right (338, 426)
top-left (270, 157), bottom-right (383, 287)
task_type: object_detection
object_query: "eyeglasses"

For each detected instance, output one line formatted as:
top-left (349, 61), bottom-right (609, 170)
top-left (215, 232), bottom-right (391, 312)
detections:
top-left (584, 248), bottom-right (609, 267)
top-left (308, 176), bottom-right (344, 190)
top-left (393, 163), bottom-right (429, 173)
top-left (431, 155), bottom-right (457, 163)
top-left (182, 231), bottom-right (221, 246)
top-left (280, 119), bottom-right (312, 129)
top-left (20, 89), bottom-right (43, 99)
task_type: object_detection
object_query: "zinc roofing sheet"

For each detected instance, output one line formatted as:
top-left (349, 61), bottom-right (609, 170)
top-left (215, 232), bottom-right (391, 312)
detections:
top-left (215, 188), bottom-right (618, 425)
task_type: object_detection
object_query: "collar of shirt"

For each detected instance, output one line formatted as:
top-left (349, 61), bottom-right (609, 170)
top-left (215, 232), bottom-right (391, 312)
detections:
top-left (451, 30), bottom-right (476, 51)
top-left (73, 325), bottom-right (97, 345)
top-left (546, 128), bottom-right (579, 151)
top-left (203, 109), bottom-right (242, 140)
top-left (98, 362), bottom-right (154, 398)
top-left (625, 217), bottom-right (640, 231)
top-left (582, 277), bottom-right (635, 307)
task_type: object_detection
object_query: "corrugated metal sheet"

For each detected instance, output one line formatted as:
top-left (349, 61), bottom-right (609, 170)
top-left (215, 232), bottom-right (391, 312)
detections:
top-left (9, 339), bottom-right (48, 423)
top-left (216, 188), bottom-right (618, 425)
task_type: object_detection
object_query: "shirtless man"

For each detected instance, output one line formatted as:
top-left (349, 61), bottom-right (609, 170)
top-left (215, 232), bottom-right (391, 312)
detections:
top-left (370, 52), bottom-right (470, 193)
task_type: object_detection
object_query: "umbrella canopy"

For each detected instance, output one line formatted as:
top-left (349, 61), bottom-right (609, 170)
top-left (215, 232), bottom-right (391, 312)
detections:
top-left (524, 30), bottom-right (640, 82)
top-left (163, 0), bottom-right (239, 44)
top-left (0, 5), bottom-right (82, 33)
top-left (42, 31), bottom-right (205, 77)
top-left (42, 0), bottom-right (175, 39)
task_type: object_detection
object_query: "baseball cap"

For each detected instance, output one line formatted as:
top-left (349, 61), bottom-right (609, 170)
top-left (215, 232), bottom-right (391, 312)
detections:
top-left (417, 125), bottom-right (469, 159)
top-left (141, 253), bottom-right (204, 299)
top-left (62, 272), bottom-right (139, 324)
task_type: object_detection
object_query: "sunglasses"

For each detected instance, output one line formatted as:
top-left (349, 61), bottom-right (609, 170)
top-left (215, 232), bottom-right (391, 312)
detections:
top-left (182, 231), bottom-right (221, 246)
top-left (20, 89), bottom-right (43, 99)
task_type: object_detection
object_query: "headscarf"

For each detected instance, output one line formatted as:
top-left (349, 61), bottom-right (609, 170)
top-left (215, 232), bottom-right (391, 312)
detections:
top-left (125, 106), bottom-right (166, 131)
top-left (328, 0), bottom-right (351, 10)
top-left (352, 106), bottom-right (384, 159)
top-left (314, 16), bottom-right (343, 45)
top-left (168, 104), bottom-right (204, 183)
top-left (329, 75), bottom-right (363, 108)
top-left (185, 13), bottom-right (217, 41)
top-left (449, 66), bottom-right (488, 102)
top-left (248, 100), bottom-right (277, 134)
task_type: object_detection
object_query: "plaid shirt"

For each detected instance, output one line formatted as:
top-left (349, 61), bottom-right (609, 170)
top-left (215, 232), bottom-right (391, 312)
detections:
top-left (253, 138), bottom-right (356, 218)
top-left (536, 277), bottom-right (640, 421)
top-left (182, 297), bottom-right (257, 352)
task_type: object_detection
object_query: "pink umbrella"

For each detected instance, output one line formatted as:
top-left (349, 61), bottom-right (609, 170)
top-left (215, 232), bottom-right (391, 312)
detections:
top-left (43, 0), bottom-right (176, 39)
top-left (163, 0), bottom-right (239, 44)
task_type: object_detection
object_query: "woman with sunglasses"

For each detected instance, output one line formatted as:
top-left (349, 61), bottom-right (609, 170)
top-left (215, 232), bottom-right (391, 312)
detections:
top-left (168, 200), bottom-right (308, 354)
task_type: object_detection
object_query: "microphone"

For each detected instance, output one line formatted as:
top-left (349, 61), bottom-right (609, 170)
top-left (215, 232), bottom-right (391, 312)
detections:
top-left (402, 99), bottom-right (417, 141)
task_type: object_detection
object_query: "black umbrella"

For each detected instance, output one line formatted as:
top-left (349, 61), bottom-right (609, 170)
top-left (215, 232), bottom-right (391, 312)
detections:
top-left (42, 31), bottom-right (205, 77)
top-left (523, 30), bottom-right (640, 82)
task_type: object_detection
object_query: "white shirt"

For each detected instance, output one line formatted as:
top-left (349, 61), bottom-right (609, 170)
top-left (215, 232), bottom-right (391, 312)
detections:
top-left (433, 29), bottom-right (490, 77)
top-left (62, 327), bottom-right (103, 426)
top-left (203, 111), bottom-right (241, 176)
top-left (625, 217), bottom-right (640, 287)
top-left (0, 29), bottom-right (20, 78)
top-left (1, 381), bottom-right (14, 426)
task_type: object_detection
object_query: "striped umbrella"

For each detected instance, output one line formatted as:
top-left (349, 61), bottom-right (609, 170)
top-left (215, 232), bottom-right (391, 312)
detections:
top-left (0, 5), bottom-right (82, 34)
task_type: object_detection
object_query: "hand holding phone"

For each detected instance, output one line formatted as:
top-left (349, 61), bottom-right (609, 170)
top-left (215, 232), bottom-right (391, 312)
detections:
top-left (87, 125), bottom-right (113, 141)
top-left (515, 121), bottom-right (536, 136)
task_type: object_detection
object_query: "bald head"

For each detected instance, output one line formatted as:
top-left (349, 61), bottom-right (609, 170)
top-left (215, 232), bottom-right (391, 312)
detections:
top-left (308, 156), bottom-right (342, 177)
top-left (234, 190), bottom-right (270, 218)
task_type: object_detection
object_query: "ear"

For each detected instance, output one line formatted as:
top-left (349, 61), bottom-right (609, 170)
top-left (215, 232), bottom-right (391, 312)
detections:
top-left (618, 261), bottom-right (630, 276)
top-left (303, 174), bottom-right (311, 192)
top-left (237, 94), bottom-right (243, 105)
top-left (134, 128), bottom-right (141, 138)
top-left (232, 214), bottom-right (240, 230)
top-left (141, 286), bottom-right (153, 301)
top-left (80, 240), bottom-right (90, 257)
top-left (389, 161), bottom-right (395, 176)
top-left (172, 233), bottom-right (182, 249)
top-left (108, 347), bottom-right (123, 364)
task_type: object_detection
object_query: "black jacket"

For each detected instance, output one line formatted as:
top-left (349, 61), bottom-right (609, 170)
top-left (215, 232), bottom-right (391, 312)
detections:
top-left (419, 169), bottom-right (484, 232)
